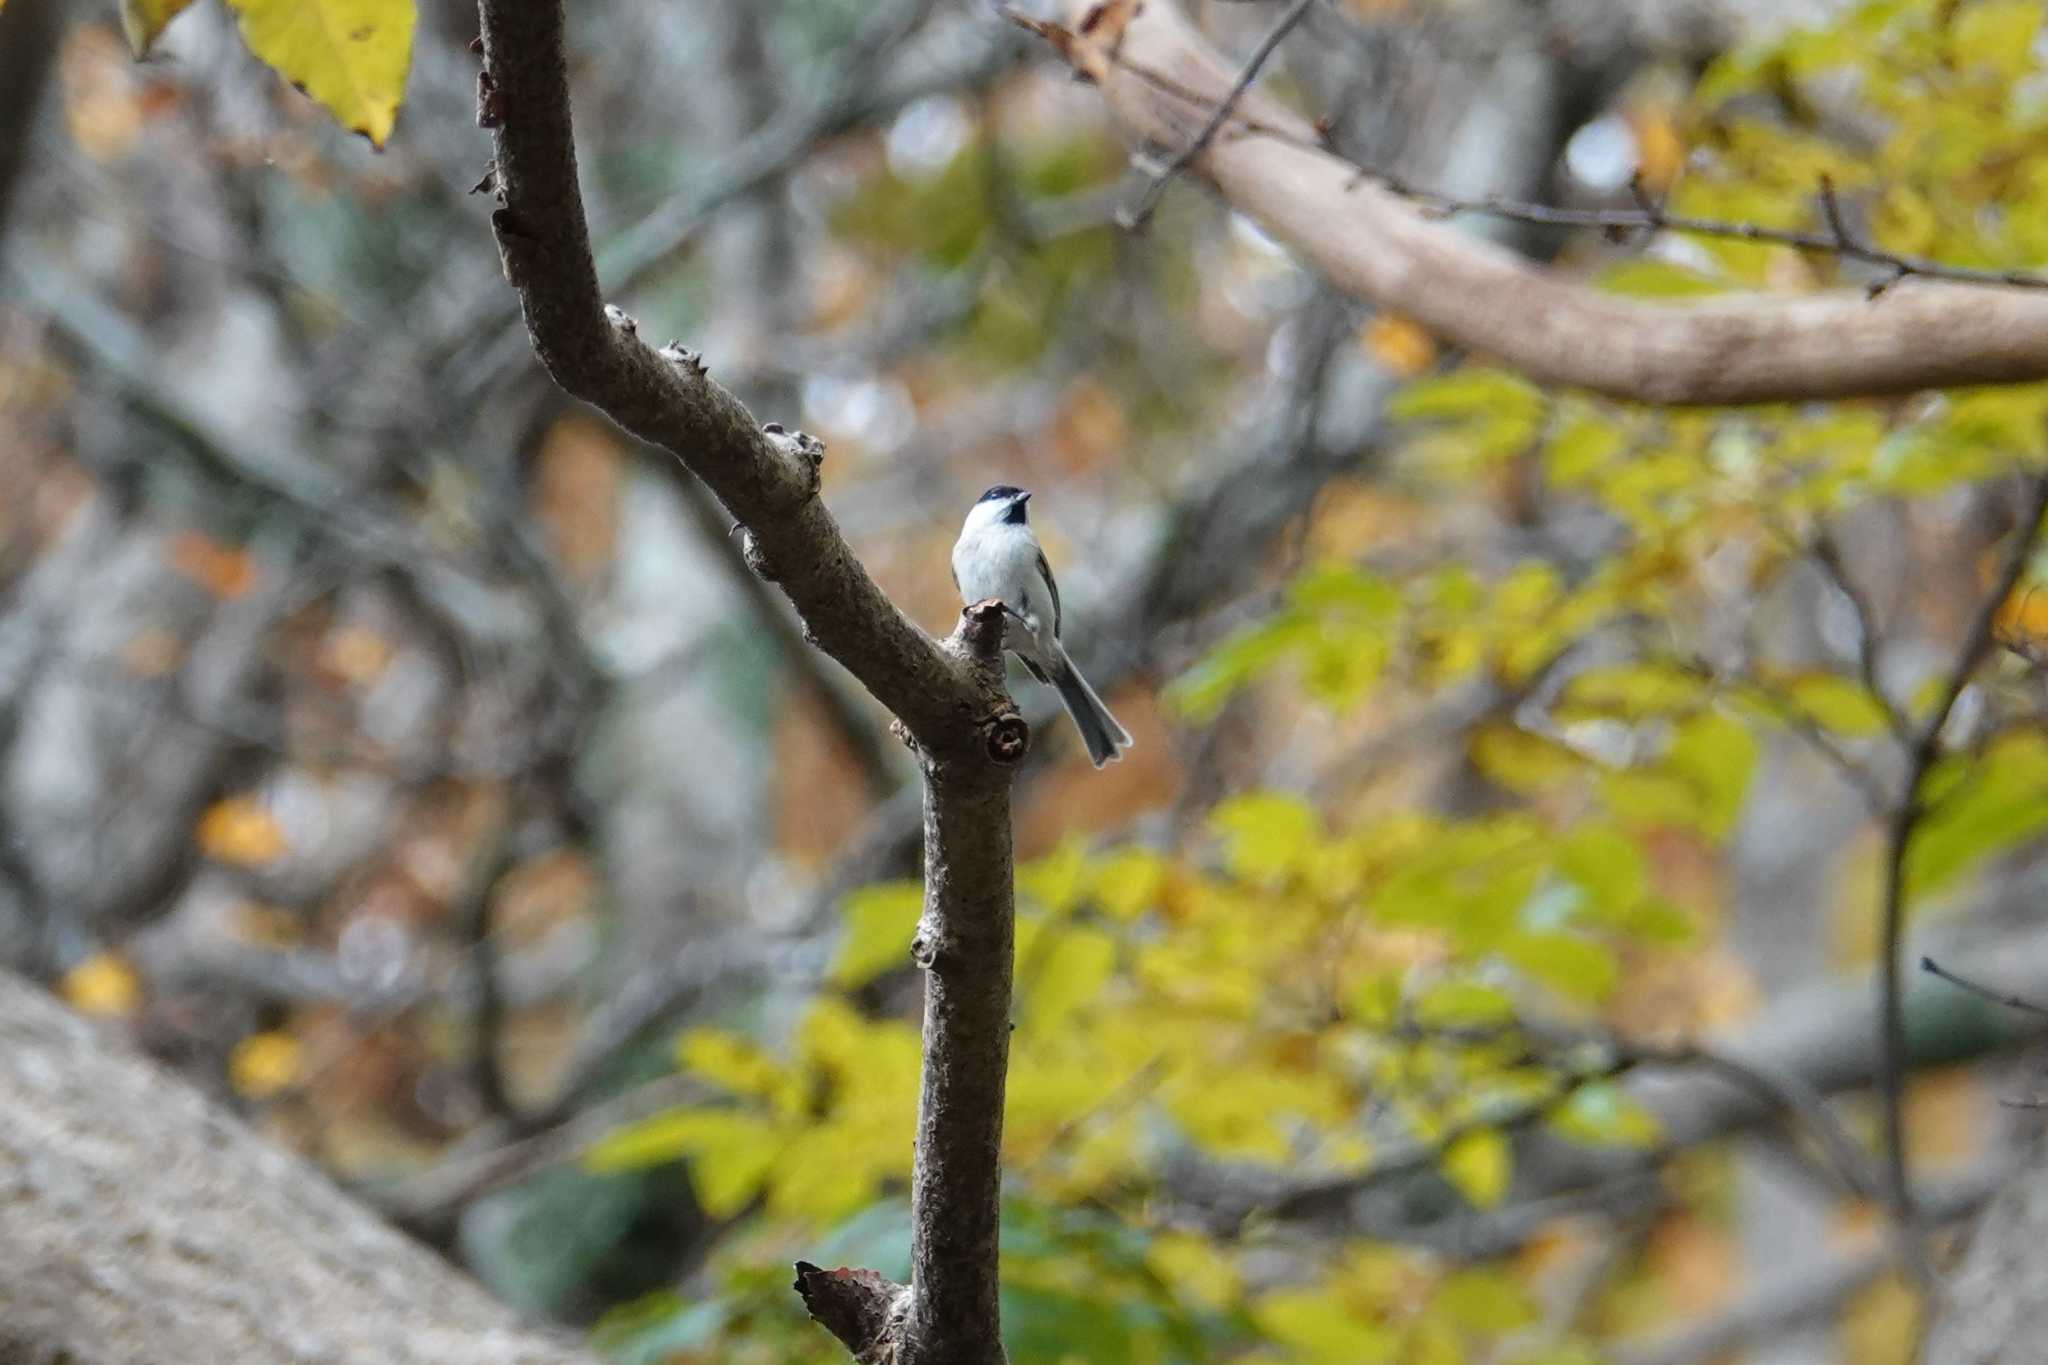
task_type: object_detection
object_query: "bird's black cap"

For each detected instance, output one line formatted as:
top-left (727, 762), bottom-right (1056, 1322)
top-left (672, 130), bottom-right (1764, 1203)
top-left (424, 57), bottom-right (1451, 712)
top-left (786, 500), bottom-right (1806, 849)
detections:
top-left (976, 485), bottom-right (1030, 504)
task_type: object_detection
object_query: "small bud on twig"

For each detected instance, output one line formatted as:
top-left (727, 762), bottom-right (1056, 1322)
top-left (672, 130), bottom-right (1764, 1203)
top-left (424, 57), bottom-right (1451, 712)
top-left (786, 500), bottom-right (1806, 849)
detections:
top-left (656, 340), bottom-right (707, 376)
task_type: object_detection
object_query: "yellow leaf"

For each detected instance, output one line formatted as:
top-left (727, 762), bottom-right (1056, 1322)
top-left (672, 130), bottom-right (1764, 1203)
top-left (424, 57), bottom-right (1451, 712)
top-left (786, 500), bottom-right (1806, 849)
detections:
top-left (1441, 1127), bottom-right (1510, 1208)
top-left (1145, 1232), bottom-right (1240, 1311)
top-left (827, 881), bottom-right (923, 989)
top-left (676, 1030), bottom-right (787, 1103)
top-left (582, 1108), bottom-right (782, 1217)
top-left (229, 1030), bottom-right (303, 1098)
top-left (61, 952), bottom-right (140, 1017)
top-left (1018, 924), bottom-right (1116, 1035)
top-left (1087, 847), bottom-right (1167, 920)
top-left (224, 0), bottom-right (414, 147)
top-left (197, 796), bottom-right (288, 866)
top-left (119, 0), bottom-right (198, 55)
top-left (1209, 792), bottom-right (1321, 883)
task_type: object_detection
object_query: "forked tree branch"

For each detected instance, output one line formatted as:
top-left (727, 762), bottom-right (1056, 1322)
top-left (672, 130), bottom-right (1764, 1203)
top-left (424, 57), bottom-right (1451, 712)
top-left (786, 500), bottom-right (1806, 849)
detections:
top-left (1033, 0), bottom-right (2048, 406)
top-left (473, 3), bottom-right (1024, 1359)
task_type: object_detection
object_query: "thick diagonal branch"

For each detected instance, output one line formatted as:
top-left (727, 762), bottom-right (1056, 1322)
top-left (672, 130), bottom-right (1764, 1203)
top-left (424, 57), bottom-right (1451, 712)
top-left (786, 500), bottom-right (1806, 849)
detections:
top-left (1042, 1), bottom-right (2048, 406)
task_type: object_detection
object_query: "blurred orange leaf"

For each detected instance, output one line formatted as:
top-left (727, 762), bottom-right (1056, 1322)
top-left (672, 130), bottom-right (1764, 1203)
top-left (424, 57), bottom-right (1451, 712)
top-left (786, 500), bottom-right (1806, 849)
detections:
top-left (61, 26), bottom-right (147, 162)
top-left (1995, 581), bottom-right (2048, 653)
top-left (170, 530), bottom-right (257, 599)
top-left (61, 952), bottom-right (142, 1016)
top-left (320, 624), bottom-right (394, 686)
top-left (198, 796), bottom-right (288, 865)
top-left (532, 415), bottom-right (623, 583)
top-left (1631, 105), bottom-right (1685, 193)
top-left (1363, 313), bottom-right (1437, 377)
top-left (119, 628), bottom-right (183, 677)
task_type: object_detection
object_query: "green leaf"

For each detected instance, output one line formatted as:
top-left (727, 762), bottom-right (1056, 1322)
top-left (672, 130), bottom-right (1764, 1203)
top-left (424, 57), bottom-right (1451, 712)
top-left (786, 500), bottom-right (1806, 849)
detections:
top-left (1554, 823), bottom-right (1648, 922)
top-left (1413, 979), bottom-right (1518, 1029)
top-left (1907, 733), bottom-right (2048, 898)
top-left (1594, 259), bottom-right (1727, 298)
top-left (224, 0), bottom-right (415, 147)
top-left (676, 1030), bottom-right (785, 1102)
top-left (583, 1108), bottom-right (781, 1216)
top-left (1499, 932), bottom-right (1618, 1004)
top-left (1547, 416), bottom-right (1627, 486)
top-left (1557, 663), bottom-right (1701, 720)
top-left (1255, 1288), bottom-right (1402, 1361)
top-left (1387, 368), bottom-right (1542, 425)
top-left (828, 881), bottom-right (924, 988)
top-left (1469, 725), bottom-right (1584, 795)
top-left (1440, 1128), bottom-right (1511, 1208)
top-left (1167, 613), bottom-right (1319, 721)
top-left (1434, 1268), bottom-right (1539, 1332)
top-left (1548, 1080), bottom-right (1662, 1147)
top-left (1784, 673), bottom-right (1894, 736)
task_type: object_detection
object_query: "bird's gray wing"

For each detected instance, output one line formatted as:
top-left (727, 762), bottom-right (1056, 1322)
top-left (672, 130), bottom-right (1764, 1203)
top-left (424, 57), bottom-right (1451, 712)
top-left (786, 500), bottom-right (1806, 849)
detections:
top-left (1035, 548), bottom-right (1062, 637)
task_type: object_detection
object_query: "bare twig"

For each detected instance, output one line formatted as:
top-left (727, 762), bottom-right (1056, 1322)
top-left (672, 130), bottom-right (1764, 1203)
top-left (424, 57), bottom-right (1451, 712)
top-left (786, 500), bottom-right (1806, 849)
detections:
top-left (1921, 955), bottom-right (2048, 1019)
top-left (1381, 175), bottom-right (2048, 295)
top-left (1875, 473), bottom-right (2048, 1241)
top-left (1115, 0), bottom-right (1318, 231)
top-left (1812, 531), bottom-right (1915, 744)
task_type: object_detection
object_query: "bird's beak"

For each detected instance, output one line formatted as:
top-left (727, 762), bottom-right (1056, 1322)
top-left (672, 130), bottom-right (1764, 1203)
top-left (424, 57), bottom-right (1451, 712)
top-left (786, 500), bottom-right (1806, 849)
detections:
top-left (1019, 491), bottom-right (1032, 503)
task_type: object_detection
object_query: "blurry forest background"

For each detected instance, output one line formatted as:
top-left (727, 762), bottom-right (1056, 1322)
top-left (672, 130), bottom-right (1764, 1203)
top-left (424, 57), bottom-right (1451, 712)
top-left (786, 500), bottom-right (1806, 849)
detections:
top-left (8, 0), bottom-right (2048, 1360)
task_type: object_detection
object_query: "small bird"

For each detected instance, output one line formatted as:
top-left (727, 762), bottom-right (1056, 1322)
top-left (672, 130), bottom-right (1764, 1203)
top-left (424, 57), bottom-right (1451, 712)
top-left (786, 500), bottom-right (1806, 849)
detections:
top-left (952, 485), bottom-right (1133, 767)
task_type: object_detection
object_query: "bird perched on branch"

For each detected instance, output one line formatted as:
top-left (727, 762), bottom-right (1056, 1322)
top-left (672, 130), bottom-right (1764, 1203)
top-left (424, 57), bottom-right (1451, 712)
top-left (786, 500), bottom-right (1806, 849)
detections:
top-left (952, 485), bottom-right (1133, 767)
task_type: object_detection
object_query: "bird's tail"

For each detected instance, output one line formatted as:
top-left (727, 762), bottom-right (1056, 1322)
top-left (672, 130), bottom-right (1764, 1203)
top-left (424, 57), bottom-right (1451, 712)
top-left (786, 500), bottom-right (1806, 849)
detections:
top-left (1049, 643), bottom-right (1133, 768)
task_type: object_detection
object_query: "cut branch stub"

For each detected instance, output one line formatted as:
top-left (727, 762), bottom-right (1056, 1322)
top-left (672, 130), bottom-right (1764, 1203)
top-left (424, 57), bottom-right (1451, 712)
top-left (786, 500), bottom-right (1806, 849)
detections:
top-left (960, 598), bottom-right (1010, 661)
top-left (794, 1262), bottom-right (911, 1364)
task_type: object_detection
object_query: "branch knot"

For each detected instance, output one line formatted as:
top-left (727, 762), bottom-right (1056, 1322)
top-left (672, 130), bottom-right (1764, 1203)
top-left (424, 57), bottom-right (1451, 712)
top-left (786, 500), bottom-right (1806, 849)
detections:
top-left (982, 710), bottom-right (1030, 765)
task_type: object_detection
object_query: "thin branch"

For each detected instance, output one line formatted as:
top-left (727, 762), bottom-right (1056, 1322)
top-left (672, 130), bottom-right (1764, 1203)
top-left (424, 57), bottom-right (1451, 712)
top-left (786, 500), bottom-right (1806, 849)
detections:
top-left (1378, 174), bottom-right (2048, 295)
top-left (1921, 954), bottom-right (2048, 1019)
top-left (1115, 0), bottom-right (1318, 231)
top-left (1812, 531), bottom-right (1915, 744)
top-left (1875, 472), bottom-right (2048, 1239)
top-left (1628, 1037), bottom-right (1878, 1201)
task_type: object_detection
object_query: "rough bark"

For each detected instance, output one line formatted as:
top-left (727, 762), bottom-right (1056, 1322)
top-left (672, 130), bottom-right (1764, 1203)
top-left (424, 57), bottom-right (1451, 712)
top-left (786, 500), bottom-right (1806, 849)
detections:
top-left (1921, 1117), bottom-right (2048, 1365)
top-left (1040, 0), bottom-right (2048, 407)
top-left (0, 969), bottom-right (601, 1365)
top-left (473, 3), bottom-right (1023, 1358)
